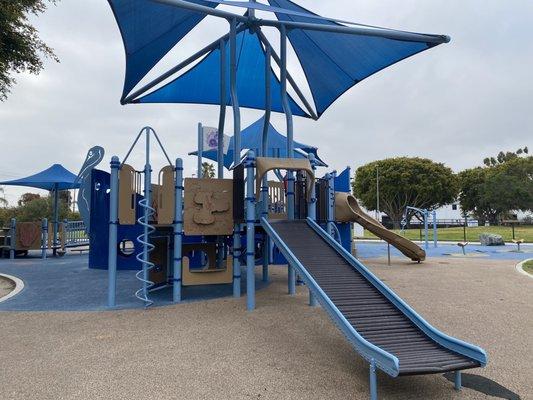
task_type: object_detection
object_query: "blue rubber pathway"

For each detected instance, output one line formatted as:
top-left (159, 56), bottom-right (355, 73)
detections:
top-left (356, 241), bottom-right (533, 261)
top-left (0, 253), bottom-right (266, 312)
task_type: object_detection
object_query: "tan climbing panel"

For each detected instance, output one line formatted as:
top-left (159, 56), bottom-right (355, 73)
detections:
top-left (255, 157), bottom-right (314, 202)
top-left (16, 222), bottom-right (42, 251)
top-left (119, 164), bottom-right (137, 225)
top-left (157, 165), bottom-right (175, 225)
top-left (182, 254), bottom-right (233, 286)
top-left (183, 178), bottom-right (233, 236)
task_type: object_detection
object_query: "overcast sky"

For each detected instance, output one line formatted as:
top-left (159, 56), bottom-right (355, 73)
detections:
top-left (0, 0), bottom-right (531, 204)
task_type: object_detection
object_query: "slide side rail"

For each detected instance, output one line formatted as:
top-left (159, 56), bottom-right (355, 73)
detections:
top-left (261, 217), bottom-right (401, 377)
top-left (307, 218), bottom-right (487, 366)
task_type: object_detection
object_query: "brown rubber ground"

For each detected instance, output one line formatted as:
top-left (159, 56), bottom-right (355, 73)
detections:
top-left (0, 257), bottom-right (530, 399)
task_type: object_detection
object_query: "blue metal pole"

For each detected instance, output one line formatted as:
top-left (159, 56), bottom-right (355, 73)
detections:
top-left (108, 156), bottom-right (120, 308)
top-left (142, 130), bottom-right (152, 302)
top-left (433, 210), bottom-right (438, 248)
top-left (245, 151), bottom-right (256, 311)
top-left (53, 184), bottom-right (59, 256)
top-left (308, 153), bottom-right (317, 306)
top-left (197, 122), bottom-right (203, 178)
top-left (424, 209), bottom-right (429, 250)
top-left (173, 158), bottom-right (183, 303)
top-left (326, 172), bottom-right (336, 237)
top-left (230, 18), bottom-right (241, 298)
top-left (280, 24), bottom-right (295, 296)
top-left (262, 44), bottom-right (272, 283)
top-left (9, 218), bottom-right (16, 259)
top-left (217, 38), bottom-right (226, 179)
top-left (41, 218), bottom-right (47, 259)
top-left (369, 360), bottom-right (378, 400)
top-left (454, 370), bottom-right (462, 390)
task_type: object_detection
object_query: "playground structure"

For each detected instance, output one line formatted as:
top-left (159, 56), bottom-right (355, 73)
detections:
top-left (401, 206), bottom-right (438, 250)
top-left (0, 164), bottom-right (85, 258)
top-left (71, 0), bottom-right (491, 398)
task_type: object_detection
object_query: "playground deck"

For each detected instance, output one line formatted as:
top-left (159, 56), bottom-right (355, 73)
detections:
top-left (0, 256), bottom-right (530, 399)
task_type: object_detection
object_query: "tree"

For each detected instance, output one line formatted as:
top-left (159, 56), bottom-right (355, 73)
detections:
top-left (201, 162), bottom-right (215, 178)
top-left (458, 156), bottom-right (533, 224)
top-left (0, 0), bottom-right (59, 101)
top-left (353, 158), bottom-right (458, 228)
top-left (483, 146), bottom-right (528, 167)
top-left (0, 186), bottom-right (7, 207)
top-left (18, 192), bottom-right (41, 206)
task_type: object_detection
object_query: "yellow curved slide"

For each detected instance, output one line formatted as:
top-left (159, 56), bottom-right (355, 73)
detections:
top-left (335, 193), bottom-right (426, 262)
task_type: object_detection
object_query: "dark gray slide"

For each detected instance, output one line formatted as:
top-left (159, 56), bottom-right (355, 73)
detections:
top-left (262, 218), bottom-right (486, 379)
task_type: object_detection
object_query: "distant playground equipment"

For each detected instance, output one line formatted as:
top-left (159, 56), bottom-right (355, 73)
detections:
top-left (401, 206), bottom-right (438, 250)
top-left (96, 0), bottom-right (487, 397)
top-left (337, 193), bottom-right (426, 262)
top-left (457, 241), bottom-right (469, 255)
top-left (512, 239), bottom-right (524, 252)
top-left (0, 164), bottom-right (85, 257)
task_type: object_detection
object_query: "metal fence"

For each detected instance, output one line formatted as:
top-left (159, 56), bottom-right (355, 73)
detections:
top-left (63, 220), bottom-right (89, 248)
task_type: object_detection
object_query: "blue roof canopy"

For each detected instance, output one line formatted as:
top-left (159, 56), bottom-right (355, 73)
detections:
top-left (137, 29), bottom-right (309, 117)
top-left (0, 164), bottom-right (80, 191)
top-left (268, 0), bottom-right (440, 117)
top-left (108, 0), bottom-right (217, 100)
top-left (190, 116), bottom-right (326, 168)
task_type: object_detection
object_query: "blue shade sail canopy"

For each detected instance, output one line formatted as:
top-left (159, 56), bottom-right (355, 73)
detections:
top-left (137, 29), bottom-right (309, 117)
top-left (0, 164), bottom-right (80, 191)
top-left (108, 0), bottom-right (217, 100)
top-left (268, 0), bottom-right (443, 117)
top-left (190, 116), bottom-right (326, 168)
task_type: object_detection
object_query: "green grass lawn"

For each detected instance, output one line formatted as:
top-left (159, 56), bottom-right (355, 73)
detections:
top-left (360, 225), bottom-right (533, 243)
top-left (522, 260), bottom-right (533, 274)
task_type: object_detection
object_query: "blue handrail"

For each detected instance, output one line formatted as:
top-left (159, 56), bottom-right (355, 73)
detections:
top-left (306, 217), bottom-right (487, 367)
top-left (261, 217), bottom-right (401, 377)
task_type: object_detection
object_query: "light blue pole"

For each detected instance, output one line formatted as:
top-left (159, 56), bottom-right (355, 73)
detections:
top-left (308, 153), bottom-right (317, 306)
top-left (326, 173), bottom-right (336, 237)
top-left (280, 24), bottom-right (295, 296)
top-left (424, 209), bottom-right (429, 250)
top-left (261, 44), bottom-right (272, 283)
top-left (52, 184), bottom-right (59, 256)
top-left (197, 122), bottom-right (203, 178)
top-left (217, 38), bottom-right (226, 179)
top-left (369, 360), bottom-right (378, 400)
top-left (173, 158), bottom-right (183, 303)
top-left (41, 218), bottom-right (48, 259)
top-left (230, 18), bottom-right (241, 298)
top-left (245, 151), bottom-right (256, 311)
top-left (107, 156), bottom-right (120, 308)
top-left (433, 210), bottom-right (438, 247)
top-left (454, 370), bottom-right (462, 390)
top-left (142, 131), bottom-right (152, 302)
top-left (9, 218), bottom-right (16, 259)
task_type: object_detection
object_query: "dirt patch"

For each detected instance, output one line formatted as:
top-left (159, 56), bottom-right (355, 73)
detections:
top-left (0, 275), bottom-right (15, 299)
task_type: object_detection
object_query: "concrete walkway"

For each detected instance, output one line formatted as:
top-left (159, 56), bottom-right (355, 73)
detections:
top-left (0, 257), bottom-right (530, 399)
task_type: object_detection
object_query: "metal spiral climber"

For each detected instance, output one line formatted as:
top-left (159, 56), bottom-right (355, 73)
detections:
top-left (134, 197), bottom-right (156, 307)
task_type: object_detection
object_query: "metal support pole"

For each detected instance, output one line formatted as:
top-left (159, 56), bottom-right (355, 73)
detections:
top-left (433, 210), bottom-right (437, 248)
top-left (230, 18), bottom-right (242, 298)
top-left (53, 184), bottom-right (59, 256)
top-left (41, 218), bottom-right (48, 259)
top-left (9, 218), bottom-right (16, 259)
top-left (308, 153), bottom-right (317, 306)
top-left (245, 151), bottom-right (256, 311)
top-left (107, 156), bottom-right (120, 308)
top-left (173, 158), bottom-right (183, 303)
top-left (142, 131), bottom-right (152, 302)
top-left (197, 122), bottom-right (203, 178)
top-left (387, 243), bottom-right (391, 266)
top-left (369, 360), bottom-right (378, 400)
top-left (280, 25), bottom-right (295, 296)
top-left (326, 173), bottom-right (336, 237)
top-left (261, 44), bottom-right (272, 283)
top-left (217, 38), bottom-right (226, 179)
top-left (424, 210), bottom-right (429, 250)
top-left (454, 370), bottom-right (462, 390)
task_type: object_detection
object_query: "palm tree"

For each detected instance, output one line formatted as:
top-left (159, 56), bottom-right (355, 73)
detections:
top-left (201, 162), bottom-right (216, 179)
top-left (0, 186), bottom-right (7, 207)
